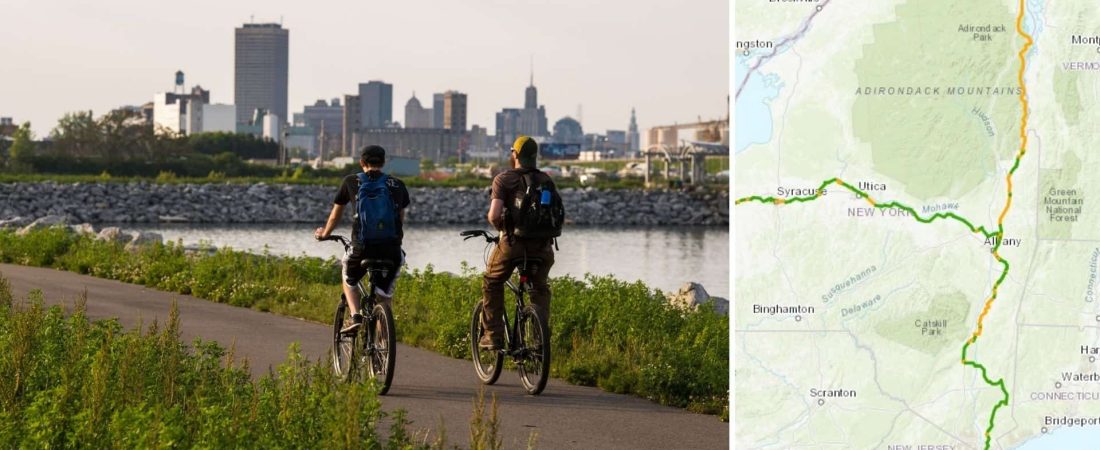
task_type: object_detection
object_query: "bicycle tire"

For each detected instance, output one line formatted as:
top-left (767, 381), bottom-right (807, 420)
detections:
top-left (516, 305), bottom-right (550, 395)
top-left (332, 295), bottom-right (358, 382)
top-left (368, 302), bottom-right (397, 395)
top-left (470, 301), bottom-right (503, 385)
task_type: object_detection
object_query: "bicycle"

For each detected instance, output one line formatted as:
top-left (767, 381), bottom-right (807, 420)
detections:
top-left (318, 234), bottom-right (397, 395)
top-left (460, 229), bottom-right (551, 395)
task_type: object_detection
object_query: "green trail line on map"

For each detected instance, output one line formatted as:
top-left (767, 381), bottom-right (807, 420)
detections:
top-left (737, 175), bottom-right (1012, 448)
top-left (737, 0), bottom-right (1030, 442)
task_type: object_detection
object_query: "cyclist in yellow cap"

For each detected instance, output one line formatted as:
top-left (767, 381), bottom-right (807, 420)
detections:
top-left (479, 135), bottom-right (561, 349)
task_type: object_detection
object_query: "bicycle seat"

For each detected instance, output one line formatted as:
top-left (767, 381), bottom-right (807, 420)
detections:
top-left (361, 259), bottom-right (395, 270)
top-left (509, 257), bottom-right (544, 265)
top-left (510, 257), bottom-right (544, 276)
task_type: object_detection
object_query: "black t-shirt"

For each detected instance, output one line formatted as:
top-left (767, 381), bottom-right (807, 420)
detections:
top-left (334, 171), bottom-right (411, 245)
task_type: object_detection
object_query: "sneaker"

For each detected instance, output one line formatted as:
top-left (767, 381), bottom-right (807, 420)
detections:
top-left (479, 333), bottom-right (503, 350)
top-left (341, 313), bottom-right (363, 334)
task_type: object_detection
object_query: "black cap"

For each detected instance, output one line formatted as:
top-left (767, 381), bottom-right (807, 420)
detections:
top-left (361, 145), bottom-right (385, 165)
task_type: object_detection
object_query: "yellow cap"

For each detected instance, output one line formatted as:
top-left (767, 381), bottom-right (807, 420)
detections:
top-left (512, 135), bottom-right (538, 160)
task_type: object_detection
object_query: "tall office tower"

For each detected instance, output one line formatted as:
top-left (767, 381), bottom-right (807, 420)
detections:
top-left (343, 94), bottom-right (361, 155)
top-left (628, 108), bottom-right (640, 152)
top-left (432, 93), bottom-right (445, 129)
top-left (358, 81), bottom-right (393, 128)
top-left (442, 91), bottom-right (467, 131)
top-left (524, 71), bottom-right (538, 109)
top-left (234, 22), bottom-right (289, 125)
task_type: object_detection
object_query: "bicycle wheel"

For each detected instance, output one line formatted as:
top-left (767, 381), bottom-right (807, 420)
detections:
top-left (516, 305), bottom-right (550, 395)
top-left (367, 302), bottom-right (396, 395)
top-left (470, 301), bottom-right (503, 385)
top-left (332, 295), bottom-right (358, 382)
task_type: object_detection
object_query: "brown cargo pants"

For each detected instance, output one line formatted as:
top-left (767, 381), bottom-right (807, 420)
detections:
top-left (481, 236), bottom-right (555, 340)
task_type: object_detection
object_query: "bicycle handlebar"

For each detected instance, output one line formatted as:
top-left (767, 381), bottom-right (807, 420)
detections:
top-left (460, 229), bottom-right (499, 243)
top-left (317, 234), bottom-right (350, 247)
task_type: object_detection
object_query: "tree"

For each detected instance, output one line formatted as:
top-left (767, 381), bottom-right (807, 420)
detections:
top-left (9, 122), bottom-right (34, 164)
top-left (49, 111), bottom-right (100, 158)
top-left (420, 157), bottom-right (436, 172)
top-left (98, 108), bottom-right (160, 161)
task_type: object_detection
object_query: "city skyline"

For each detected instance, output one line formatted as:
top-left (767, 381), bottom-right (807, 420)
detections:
top-left (0, 0), bottom-right (728, 138)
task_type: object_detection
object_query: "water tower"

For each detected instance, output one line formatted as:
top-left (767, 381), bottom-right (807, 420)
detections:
top-left (174, 70), bottom-right (185, 94)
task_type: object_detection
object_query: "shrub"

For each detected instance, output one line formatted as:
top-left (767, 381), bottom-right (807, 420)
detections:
top-left (0, 228), bottom-right (728, 415)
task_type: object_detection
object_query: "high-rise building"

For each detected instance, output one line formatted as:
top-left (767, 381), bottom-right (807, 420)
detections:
top-left (294, 98), bottom-right (343, 159)
top-left (342, 94), bottom-right (361, 155)
top-left (404, 93), bottom-right (432, 129)
top-left (234, 23), bottom-right (289, 125)
top-left (442, 91), bottom-right (467, 131)
top-left (432, 93), bottom-right (445, 129)
top-left (525, 82), bottom-right (537, 109)
top-left (153, 85), bottom-right (233, 135)
top-left (627, 108), bottom-right (640, 152)
top-left (358, 81), bottom-right (393, 128)
top-left (495, 74), bottom-right (548, 147)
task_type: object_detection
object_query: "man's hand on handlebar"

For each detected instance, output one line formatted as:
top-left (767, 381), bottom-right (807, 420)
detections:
top-left (314, 227), bottom-right (328, 241)
top-left (460, 229), bottom-right (499, 243)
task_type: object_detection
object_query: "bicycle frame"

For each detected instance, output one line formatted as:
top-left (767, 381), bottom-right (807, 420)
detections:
top-left (323, 234), bottom-right (390, 340)
top-left (460, 229), bottom-right (541, 357)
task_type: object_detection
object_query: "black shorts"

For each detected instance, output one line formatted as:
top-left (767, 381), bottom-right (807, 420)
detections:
top-left (341, 242), bottom-right (403, 293)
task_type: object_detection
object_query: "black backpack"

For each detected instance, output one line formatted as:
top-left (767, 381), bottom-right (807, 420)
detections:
top-left (512, 169), bottom-right (565, 240)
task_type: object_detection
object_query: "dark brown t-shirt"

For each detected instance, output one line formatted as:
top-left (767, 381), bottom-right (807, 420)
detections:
top-left (491, 168), bottom-right (555, 238)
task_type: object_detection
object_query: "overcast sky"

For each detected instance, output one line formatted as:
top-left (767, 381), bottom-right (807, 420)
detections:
top-left (1, 0), bottom-right (728, 138)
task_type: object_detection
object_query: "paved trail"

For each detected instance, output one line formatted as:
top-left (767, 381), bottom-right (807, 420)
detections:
top-left (1, 264), bottom-right (727, 449)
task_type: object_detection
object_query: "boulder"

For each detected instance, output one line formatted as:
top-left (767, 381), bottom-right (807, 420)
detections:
top-left (70, 223), bottom-right (97, 236)
top-left (123, 231), bottom-right (162, 251)
top-left (0, 216), bottom-right (30, 229)
top-left (16, 215), bottom-right (71, 236)
top-left (667, 282), bottom-right (727, 315)
top-left (709, 297), bottom-right (730, 316)
top-left (96, 227), bottom-right (128, 243)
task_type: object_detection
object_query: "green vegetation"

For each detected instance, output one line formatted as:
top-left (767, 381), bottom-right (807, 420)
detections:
top-left (0, 274), bottom-right (522, 448)
top-left (0, 228), bottom-right (729, 417)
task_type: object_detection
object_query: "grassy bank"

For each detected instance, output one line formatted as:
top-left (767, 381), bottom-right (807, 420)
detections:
top-left (0, 228), bottom-right (728, 418)
top-left (0, 275), bottom-right (518, 449)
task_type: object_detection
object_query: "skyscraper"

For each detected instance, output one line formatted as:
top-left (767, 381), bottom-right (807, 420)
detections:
top-left (432, 93), bottom-right (445, 129)
top-left (358, 81), bottom-right (393, 128)
top-left (628, 108), bottom-right (640, 152)
top-left (342, 94), bottom-right (361, 155)
top-left (234, 23), bottom-right (289, 125)
top-left (496, 73), bottom-right (548, 147)
top-left (442, 91), bottom-right (467, 131)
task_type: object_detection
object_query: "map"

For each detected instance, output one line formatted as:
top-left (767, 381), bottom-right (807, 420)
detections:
top-left (734, 0), bottom-right (1100, 448)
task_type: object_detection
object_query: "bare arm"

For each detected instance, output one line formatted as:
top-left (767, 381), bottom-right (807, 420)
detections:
top-left (487, 199), bottom-right (505, 230)
top-left (314, 203), bottom-right (345, 239)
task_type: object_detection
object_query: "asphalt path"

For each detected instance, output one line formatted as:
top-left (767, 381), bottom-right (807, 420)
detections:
top-left (1, 264), bottom-right (727, 449)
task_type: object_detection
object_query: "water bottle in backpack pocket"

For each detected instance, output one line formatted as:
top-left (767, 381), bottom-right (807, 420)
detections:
top-left (513, 171), bottom-right (565, 239)
top-left (355, 173), bottom-right (397, 243)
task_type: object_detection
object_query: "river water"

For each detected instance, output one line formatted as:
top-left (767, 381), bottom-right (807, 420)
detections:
top-left (129, 224), bottom-right (730, 298)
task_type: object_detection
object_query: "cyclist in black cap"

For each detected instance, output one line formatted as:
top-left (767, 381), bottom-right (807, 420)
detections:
top-left (315, 145), bottom-right (411, 333)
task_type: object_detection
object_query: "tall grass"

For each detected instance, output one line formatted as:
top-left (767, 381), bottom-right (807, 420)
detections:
top-left (0, 228), bottom-right (728, 417)
top-left (0, 278), bottom-right (437, 448)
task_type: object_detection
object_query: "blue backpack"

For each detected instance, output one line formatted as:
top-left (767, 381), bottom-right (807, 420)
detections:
top-left (355, 172), bottom-right (397, 243)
